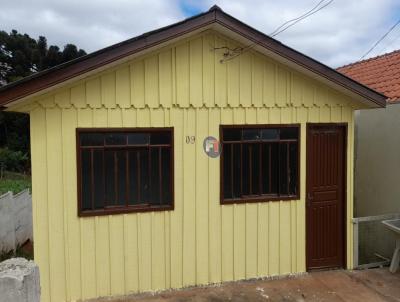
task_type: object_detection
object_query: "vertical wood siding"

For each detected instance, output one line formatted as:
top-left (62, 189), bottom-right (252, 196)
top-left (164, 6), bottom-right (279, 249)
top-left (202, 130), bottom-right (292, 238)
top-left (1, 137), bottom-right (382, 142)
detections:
top-left (27, 31), bottom-right (356, 302)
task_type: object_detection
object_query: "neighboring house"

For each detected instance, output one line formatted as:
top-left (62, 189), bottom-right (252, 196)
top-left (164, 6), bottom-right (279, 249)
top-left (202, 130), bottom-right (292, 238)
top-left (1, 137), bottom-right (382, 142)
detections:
top-left (338, 50), bottom-right (400, 265)
top-left (0, 6), bottom-right (386, 302)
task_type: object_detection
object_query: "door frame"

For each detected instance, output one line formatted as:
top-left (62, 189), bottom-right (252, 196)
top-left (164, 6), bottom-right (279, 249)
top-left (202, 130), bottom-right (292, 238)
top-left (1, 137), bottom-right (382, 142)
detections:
top-left (306, 123), bottom-right (348, 271)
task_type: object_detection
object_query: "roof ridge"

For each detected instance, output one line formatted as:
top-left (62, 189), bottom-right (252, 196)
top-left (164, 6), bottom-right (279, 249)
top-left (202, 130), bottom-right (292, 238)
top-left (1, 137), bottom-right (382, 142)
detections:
top-left (338, 49), bottom-right (400, 70)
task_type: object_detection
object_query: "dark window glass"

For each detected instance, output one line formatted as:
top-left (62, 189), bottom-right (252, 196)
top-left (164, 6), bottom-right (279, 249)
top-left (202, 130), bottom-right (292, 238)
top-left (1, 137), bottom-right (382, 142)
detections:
top-left (105, 133), bottom-right (126, 145)
top-left (161, 148), bottom-right (171, 204)
top-left (128, 150), bottom-right (139, 205)
top-left (151, 132), bottom-right (171, 145)
top-left (77, 129), bottom-right (174, 216)
top-left (279, 143), bottom-right (288, 194)
top-left (280, 127), bottom-right (298, 140)
top-left (261, 129), bottom-right (279, 141)
top-left (81, 150), bottom-right (92, 210)
top-left (223, 128), bottom-right (241, 141)
top-left (81, 133), bottom-right (104, 146)
top-left (232, 144), bottom-right (241, 199)
top-left (93, 150), bottom-right (104, 209)
top-left (139, 149), bottom-right (149, 203)
top-left (251, 144), bottom-right (260, 195)
top-left (223, 144), bottom-right (232, 199)
top-left (149, 148), bottom-right (160, 204)
top-left (243, 129), bottom-right (260, 140)
top-left (116, 151), bottom-right (126, 206)
top-left (289, 143), bottom-right (298, 195)
top-left (128, 133), bottom-right (149, 145)
top-left (221, 126), bottom-right (299, 203)
top-left (105, 151), bottom-right (115, 205)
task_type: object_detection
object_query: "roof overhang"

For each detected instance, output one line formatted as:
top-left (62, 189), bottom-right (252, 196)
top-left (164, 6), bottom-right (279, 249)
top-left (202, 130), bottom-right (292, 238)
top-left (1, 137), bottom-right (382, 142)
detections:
top-left (0, 5), bottom-right (386, 109)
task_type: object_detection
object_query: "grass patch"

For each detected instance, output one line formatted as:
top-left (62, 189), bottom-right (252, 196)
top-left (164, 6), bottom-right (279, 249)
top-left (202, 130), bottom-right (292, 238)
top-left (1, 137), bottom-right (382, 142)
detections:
top-left (0, 171), bottom-right (31, 195)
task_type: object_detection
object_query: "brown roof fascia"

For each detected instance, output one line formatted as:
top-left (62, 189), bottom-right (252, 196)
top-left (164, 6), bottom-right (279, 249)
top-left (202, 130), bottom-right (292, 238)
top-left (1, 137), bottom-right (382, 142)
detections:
top-left (0, 5), bottom-right (386, 108)
top-left (0, 8), bottom-right (218, 106)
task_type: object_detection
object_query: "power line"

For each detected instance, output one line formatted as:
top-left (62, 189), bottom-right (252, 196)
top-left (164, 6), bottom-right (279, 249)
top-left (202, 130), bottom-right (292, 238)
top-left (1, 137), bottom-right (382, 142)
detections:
top-left (217, 0), bottom-right (334, 63)
top-left (270, 0), bottom-right (334, 37)
top-left (269, 0), bottom-right (326, 36)
top-left (357, 18), bottom-right (400, 62)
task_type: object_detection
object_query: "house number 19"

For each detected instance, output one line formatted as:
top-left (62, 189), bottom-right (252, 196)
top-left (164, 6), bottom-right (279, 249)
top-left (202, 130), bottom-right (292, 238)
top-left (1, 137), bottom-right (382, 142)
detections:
top-left (185, 136), bottom-right (195, 144)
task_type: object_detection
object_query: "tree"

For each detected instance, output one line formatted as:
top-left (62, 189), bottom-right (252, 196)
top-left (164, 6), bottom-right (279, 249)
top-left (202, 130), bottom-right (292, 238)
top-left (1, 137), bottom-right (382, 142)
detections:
top-left (0, 30), bottom-right (87, 172)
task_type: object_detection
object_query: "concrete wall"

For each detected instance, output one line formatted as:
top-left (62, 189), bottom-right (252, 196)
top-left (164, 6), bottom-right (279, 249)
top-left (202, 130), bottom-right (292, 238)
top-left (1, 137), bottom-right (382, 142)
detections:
top-left (0, 190), bottom-right (33, 253)
top-left (355, 103), bottom-right (400, 217)
top-left (0, 258), bottom-right (40, 302)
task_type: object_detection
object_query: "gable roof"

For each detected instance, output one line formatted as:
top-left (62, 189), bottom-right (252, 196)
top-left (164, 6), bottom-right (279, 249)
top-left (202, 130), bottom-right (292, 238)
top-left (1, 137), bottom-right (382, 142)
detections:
top-left (337, 50), bottom-right (400, 103)
top-left (0, 5), bottom-right (386, 109)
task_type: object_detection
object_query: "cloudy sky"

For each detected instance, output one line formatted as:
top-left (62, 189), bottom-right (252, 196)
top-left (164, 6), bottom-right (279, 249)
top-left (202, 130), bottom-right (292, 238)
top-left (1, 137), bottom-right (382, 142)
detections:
top-left (1, 0), bottom-right (400, 67)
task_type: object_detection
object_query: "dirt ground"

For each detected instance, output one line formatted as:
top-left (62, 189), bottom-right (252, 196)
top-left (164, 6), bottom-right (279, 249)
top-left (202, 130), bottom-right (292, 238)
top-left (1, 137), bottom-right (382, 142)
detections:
top-left (91, 268), bottom-right (400, 302)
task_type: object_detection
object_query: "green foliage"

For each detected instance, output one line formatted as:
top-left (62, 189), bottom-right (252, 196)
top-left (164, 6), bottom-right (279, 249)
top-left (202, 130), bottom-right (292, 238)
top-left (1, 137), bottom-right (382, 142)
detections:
top-left (0, 171), bottom-right (31, 195)
top-left (0, 148), bottom-right (29, 173)
top-left (0, 29), bottom-right (87, 172)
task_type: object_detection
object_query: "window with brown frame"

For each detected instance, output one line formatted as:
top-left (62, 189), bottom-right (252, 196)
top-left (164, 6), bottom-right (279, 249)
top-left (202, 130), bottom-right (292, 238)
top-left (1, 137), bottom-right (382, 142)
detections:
top-left (220, 125), bottom-right (300, 204)
top-left (77, 128), bottom-right (174, 216)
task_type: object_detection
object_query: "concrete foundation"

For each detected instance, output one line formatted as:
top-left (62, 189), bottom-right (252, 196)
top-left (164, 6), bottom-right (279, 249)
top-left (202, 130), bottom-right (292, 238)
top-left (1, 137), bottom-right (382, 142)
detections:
top-left (0, 258), bottom-right (40, 302)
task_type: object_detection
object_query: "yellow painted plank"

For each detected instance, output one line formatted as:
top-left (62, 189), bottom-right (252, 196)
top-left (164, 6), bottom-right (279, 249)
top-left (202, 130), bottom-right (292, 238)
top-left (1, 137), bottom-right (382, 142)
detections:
top-left (176, 42), bottom-right (190, 108)
top-left (109, 215), bottom-right (125, 295)
top-left (164, 211), bottom-right (171, 289)
top-left (268, 202), bottom-right (280, 276)
top-left (151, 212), bottom-right (166, 290)
top-left (202, 33), bottom-right (215, 107)
top-left (138, 213), bottom-right (152, 291)
top-left (257, 203), bottom-right (269, 276)
top-left (71, 83), bottom-right (86, 108)
top-left (252, 54), bottom-right (263, 107)
top-left (208, 108), bottom-right (222, 283)
top-left (131, 61), bottom-right (145, 108)
top-left (46, 107), bottom-right (67, 302)
top-left (291, 73), bottom-right (302, 107)
top-left (239, 51), bottom-right (252, 107)
top-left (302, 79), bottom-right (315, 107)
top-left (159, 49), bottom-right (173, 108)
top-left (77, 108), bottom-right (97, 300)
top-left (234, 204), bottom-right (246, 280)
top-left (86, 77), bottom-right (102, 108)
top-left (220, 107), bottom-right (234, 281)
top-left (214, 36), bottom-right (227, 107)
top-left (279, 201), bottom-right (291, 274)
top-left (227, 40), bottom-right (240, 107)
top-left (116, 65), bottom-right (131, 108)
top-left (54, 89), bottom-right (71, 108)
top-left (269, 107), bottom-right (281, 124)
top-left (182, 108), bottom-right (196, 286)
top-left (124, 215), bottom-right (139, 292)
top-left (245, 203), bottom-right (258, 278)
top-left (195, 108), bottom-right (209, 284)
top-left (276, 66), bottom-right (289, 107)
top-left (30, 107), bottom-right (51, 302)
top-left (189, 37), bottom-right (203, 107)
top-left (101, 72), bottom-right (116, 108)
top-left (319, 105), bottom-right (331, 121)
top-left (263, 60), bottom-right (276, 107)
top-left (150, 108), bottom-right (164, 127)
top-left (308, 106), bottom-right (320, 122)
top-left (61, 108), bottom-right (82, 301)
top-left (145, 55), bottom-right (159, 108)
top-left (170, 108), bottom-right (183, 288)
top-left (331, 106), bottom-right (342, 122)
top-left (95, 217), bottom-right (111, 297)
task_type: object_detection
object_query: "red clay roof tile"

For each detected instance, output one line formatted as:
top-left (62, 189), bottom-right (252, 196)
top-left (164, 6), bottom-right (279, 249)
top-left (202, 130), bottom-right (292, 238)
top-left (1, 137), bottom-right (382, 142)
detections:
top-left (337, 50), bottom-right (400, 103)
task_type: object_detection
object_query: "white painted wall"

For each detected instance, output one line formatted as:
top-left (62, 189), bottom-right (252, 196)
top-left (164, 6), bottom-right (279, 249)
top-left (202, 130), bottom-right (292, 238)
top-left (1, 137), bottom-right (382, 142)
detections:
top-left (355, 103), bottom-right (400, 217)
top-left (0, 190), bottom-right (32, 253)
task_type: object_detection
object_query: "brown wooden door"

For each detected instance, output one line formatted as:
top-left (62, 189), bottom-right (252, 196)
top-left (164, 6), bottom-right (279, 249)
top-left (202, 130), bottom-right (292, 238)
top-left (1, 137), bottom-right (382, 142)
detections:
top-left (306, 124), bottom-right (346, 270)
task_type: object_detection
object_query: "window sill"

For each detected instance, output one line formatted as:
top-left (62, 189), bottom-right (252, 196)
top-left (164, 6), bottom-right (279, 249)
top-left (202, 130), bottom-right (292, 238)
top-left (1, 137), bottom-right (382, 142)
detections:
top-left (78, 204), bottom-right (174, 217)
top-left (221, 194), bottom-right (299, 205)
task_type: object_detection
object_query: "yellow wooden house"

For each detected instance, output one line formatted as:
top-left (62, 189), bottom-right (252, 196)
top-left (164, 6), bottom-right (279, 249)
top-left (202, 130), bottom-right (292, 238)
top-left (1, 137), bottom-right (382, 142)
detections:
top-left (0, 6), bottom-right (385, 302)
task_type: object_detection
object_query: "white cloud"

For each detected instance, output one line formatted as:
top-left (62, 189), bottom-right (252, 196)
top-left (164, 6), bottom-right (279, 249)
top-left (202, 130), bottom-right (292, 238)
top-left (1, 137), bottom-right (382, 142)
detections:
top-left (1, 0), bottom-right (400, 67)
